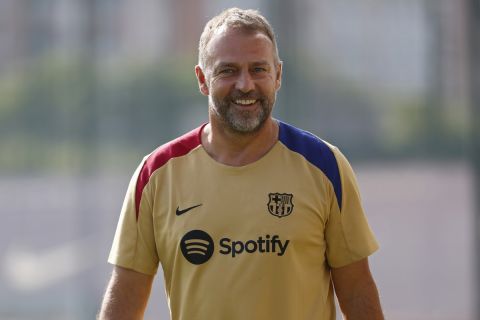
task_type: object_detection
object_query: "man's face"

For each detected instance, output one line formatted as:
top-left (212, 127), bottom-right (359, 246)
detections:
top-left (197, 28), bottom-right (282, 134)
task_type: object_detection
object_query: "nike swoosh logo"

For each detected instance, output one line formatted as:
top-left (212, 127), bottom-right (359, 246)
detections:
top-left (176, 204), bottom-right (202, 216)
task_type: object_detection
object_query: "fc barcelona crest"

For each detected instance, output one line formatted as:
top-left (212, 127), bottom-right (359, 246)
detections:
top-left (268, 193), bottom-right (294, 218)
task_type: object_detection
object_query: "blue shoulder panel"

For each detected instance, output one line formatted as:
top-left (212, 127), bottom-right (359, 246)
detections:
top-left (278, 121), bottom-right (342, 211)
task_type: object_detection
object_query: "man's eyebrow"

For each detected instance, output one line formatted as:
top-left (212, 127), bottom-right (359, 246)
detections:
top-left (251, 60), bottom-right (269, 66)
top-left (214, 62), bottom-right (237, 70)
top-left (214, 61), bottom-right (270, 69)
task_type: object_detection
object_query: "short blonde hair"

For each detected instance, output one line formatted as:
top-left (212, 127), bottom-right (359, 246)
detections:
top-left (198, 7), bottom-right (281, 69)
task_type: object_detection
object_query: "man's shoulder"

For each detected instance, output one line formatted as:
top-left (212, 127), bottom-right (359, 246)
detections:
top-left (278, 121), bottom-right (338, 155)
top-left (139, 125), bottom-right (204, 178)
top-left (132, 125), bottom-right (204, 215)
top-left (278, 121), bottom-right (342, 209)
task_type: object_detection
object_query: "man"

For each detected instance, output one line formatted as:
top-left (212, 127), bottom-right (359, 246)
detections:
top-left (99, 7), bottom-right (384, 320)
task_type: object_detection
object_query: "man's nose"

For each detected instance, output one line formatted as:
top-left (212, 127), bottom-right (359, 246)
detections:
top-left (235, 70), bottom-right (255, 93)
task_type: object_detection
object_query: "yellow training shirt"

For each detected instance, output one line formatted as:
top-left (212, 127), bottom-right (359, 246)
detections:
top-left (109, 121), bottom-right (379, 320)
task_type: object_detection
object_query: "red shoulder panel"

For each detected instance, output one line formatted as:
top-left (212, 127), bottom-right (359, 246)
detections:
top-left (134, 125), bottom-right (204, 219)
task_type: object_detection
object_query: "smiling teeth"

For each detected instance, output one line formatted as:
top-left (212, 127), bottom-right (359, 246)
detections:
top-left (235, 99), bottom-right (256, 105)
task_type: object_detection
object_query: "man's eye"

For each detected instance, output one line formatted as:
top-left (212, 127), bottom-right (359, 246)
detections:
top-left (253, 67), bottom-right (267, 73)
top-left (219, 69), bottom-right (235, 74)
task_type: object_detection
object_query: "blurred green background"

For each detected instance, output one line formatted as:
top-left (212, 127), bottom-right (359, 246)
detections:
top-left (0, 0), bottom-right (478, 319)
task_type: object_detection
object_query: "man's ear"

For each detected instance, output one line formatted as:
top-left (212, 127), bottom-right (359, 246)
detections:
top-left (275, 61), bottom-right (283, 91)
top-left (195, 65), bottom-right (209, 96)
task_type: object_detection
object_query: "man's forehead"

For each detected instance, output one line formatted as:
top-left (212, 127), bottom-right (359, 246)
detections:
top-left (206, 27), bottom-right (275, 67)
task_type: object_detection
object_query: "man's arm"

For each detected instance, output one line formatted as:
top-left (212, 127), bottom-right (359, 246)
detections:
top-left (98, 266), bottom-right (154, 320)
top-left (331, 258), bottom-right (384, 320)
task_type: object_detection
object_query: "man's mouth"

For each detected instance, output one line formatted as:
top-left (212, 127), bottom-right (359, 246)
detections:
top-left (233, 99), bottom-right (257, 106)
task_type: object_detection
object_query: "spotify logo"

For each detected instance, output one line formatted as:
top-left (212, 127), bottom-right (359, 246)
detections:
top-left (180, 230), bottom-right (214, 265)
top-left (181, 230), bottom-right (290, 265)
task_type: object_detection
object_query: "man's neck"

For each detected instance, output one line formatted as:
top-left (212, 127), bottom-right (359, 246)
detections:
top-left (201, 118), bottom-right (279, 167)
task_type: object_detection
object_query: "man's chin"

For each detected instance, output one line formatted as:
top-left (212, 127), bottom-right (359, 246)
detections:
top-left (227, 116), bottom-right (265, 134)
top-left (211, 101), bottom-right (271, 134)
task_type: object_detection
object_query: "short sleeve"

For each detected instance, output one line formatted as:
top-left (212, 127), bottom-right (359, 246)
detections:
top-left (325, 148), bottom-right (379, 268)
top-left (108, 158), bottom-right (159, 275)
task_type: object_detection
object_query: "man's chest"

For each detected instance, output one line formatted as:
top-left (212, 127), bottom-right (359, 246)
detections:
top-left (149, 165), bottom-right (333, 266)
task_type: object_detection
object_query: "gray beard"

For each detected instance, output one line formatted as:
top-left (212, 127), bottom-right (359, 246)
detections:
top-left (209, 96), bottom-right (273, 134)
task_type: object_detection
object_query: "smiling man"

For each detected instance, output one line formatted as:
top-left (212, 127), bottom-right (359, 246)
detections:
top-left (99, 8), bottom-right (384, 320)
top-left (201, 27), bottom-right (280, 134)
